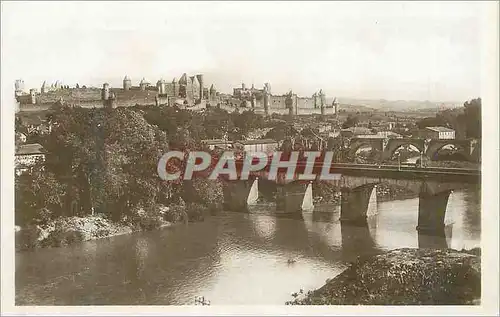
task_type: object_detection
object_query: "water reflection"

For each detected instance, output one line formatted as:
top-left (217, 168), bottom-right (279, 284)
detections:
top-left (312, 211), bottom-right (335, 223)
top-left (446, 188), bottom-right (481, 250)
top-left (250, 214), bottom-right (276, 241)
top-left (340, 218), bottom-right (378, 261)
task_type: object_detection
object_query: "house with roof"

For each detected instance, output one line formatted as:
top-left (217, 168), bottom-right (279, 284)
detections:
top-left (419, 126), bottom-right (455, 140)
top-left (201, 139), bottom-right (234, 150)
top-left (234, 139), bottom-right (279, 154)
top-left (15, 143), bottom-right (46, 175)
top-left (15, 132), bottom-right (27, 144)
top-left (340, 127), bottom-right (374, 138)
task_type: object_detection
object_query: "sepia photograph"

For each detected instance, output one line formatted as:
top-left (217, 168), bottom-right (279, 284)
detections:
top-left (1, 1), bottom-right (498, 315)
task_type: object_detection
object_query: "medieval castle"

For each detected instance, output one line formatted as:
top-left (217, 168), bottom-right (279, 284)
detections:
top-left (14, 75), bottom-right (339, 116)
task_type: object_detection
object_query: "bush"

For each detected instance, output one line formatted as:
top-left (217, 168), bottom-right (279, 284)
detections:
top-left (16, 225), bottom-right (41, 250)
top-left (35, 208), bottom-right (53, 224)
top-left (163, 204), bottom-right (188, 223)
top-left (131, 205), bottom-right (166, 231)
top-left (42, 223), bottom-right (84, 248)
top-left (192, 178), bottom-right (224, 208)
top-left (287, 248), bottom-right (481, 305)
top-left (313, 181), bottom-right (340, 203)
top-left (186, 203), bottom-right (206, 222)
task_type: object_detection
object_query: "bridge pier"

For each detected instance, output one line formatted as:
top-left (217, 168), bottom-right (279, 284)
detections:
top-left (341, 222), bottom-right (376, 261)
top-left (276, 182), bottom-right (307, 214)
top-left (340, 184), bottom-right (377, 225)
top-left (222, 180), bottom-right (253, 212)
top-left (418, 230), bottom-right (448, 249)
top-left (416, 188), bottom-right (451, 234)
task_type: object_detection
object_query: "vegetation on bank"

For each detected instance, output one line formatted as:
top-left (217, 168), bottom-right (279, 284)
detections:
top-left (312, 181), bottom-right (417, 204)
top-left (15, 200), bottom-right (218, 251)
top-left (286, 248), bottom-right (481, 305)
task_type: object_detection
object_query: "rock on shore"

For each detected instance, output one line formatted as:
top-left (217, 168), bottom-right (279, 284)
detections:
top-left (286, 248), bottom-right (481, 305)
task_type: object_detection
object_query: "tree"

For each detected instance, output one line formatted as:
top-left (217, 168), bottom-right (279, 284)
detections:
top-left (416, 116), bottom-right (448, 129)
top-left (42, 106), bottom-right (171, 221)
top-left (231, 110), bottom-right (264, 137)
top-left (342, 115), bottom-right (359, 129)
top-left (416, 98), bottom-right (481, 139)
top-left (464, 98), bottom-right (481, 138)
top-left (15, 162), bottom-right (66, 226)
top-left (265, 124), bottom-right (298, 141)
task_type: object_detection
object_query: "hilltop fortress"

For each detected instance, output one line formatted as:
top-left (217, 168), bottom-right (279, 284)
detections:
top-left (226, 82), bottom-right (338, 116)
top-left (15, 75), bottom-right (339, 116)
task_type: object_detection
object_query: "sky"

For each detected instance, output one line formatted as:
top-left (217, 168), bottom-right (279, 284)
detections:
top-left (1, 1), bottom-right (488, 102)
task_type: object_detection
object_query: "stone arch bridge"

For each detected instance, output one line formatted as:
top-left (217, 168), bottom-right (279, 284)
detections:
top-left (348, 138), bottom-right (480, 162)
top-left (220, 165), bottom-right (480, 236)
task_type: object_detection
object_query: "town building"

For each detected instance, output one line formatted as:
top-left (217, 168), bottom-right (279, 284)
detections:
top-left (340, 127), bottom-right (374, 138)
top-left (201, 139), bottom-right (234, 150)
top-left (420, 126), bottom-right (455, 140)
top-left (15, 132), bottom-right (27, 143)
top-left (234, 139), bottom-right (279, 154)
top-left (15, 143), bottom-right (46, 175)
top-left (375, 131), bottom-right (403, 139)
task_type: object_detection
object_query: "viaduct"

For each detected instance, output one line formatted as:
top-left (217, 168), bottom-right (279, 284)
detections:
top-left (347, 137), bottom-right (481, 163)
top-left (218, 163), bottom-right (480, 236)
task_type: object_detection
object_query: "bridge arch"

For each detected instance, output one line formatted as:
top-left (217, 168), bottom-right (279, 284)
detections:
top-left (425, 140), bottom-right (471, 161)
top-left (382, 139), bottom-right (424, 161)
top-left (348, 138), bottom-right (384, 158)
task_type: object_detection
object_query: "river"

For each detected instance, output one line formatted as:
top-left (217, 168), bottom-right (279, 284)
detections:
top-left (15, 186), bottom-right (480, 305)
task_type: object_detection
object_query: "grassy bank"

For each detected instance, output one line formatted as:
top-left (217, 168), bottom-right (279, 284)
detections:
top-left (286, 248), bottom-right (481, 305)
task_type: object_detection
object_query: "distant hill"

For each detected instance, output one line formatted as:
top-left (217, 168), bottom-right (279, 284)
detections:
top-left (326, 97), bottom-right (463, 112)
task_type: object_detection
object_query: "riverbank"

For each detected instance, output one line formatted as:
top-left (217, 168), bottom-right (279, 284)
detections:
top-left (15, 202), bottom-right (209, 252)
top-left (286, 248), bottom-right (481, 305)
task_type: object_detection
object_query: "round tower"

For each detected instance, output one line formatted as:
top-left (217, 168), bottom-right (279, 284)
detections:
top-left (333, 97), bottom-right (339, 118)
top-left (285, 91), bottom-right (294, 115)
top-left (189, 76), bottom-right (196, 100)
top-left (196, 74), bottom-right (204, 100)
top-left (156, 79), bottom-right (166, 95)
top-left (15, 79), bottom-right (25, 97)
top-left (209, 84), bottom-right (216, 101)
top-left (123, 76), bottom-right (132, 91)
top-left (263, 83), bottom-right (270, 116)
top-left (29, 89), bottom-right (36, 104)
top-left (172, 78), bottom-right (178, 97)
top-left (319, 89), bottom-right (325, 115)
top-left (101, 83), bottom-right (110, 100)
top-left (178, 74), bottom-right (187, 98)
top-left (41, 81), bottom-right (47, 94)
top-left (139, 78), bottom-right (149, 91)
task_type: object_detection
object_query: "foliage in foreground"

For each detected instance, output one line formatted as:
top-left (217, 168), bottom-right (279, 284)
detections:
top-left (286, 248), bottom-right (481, 305)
